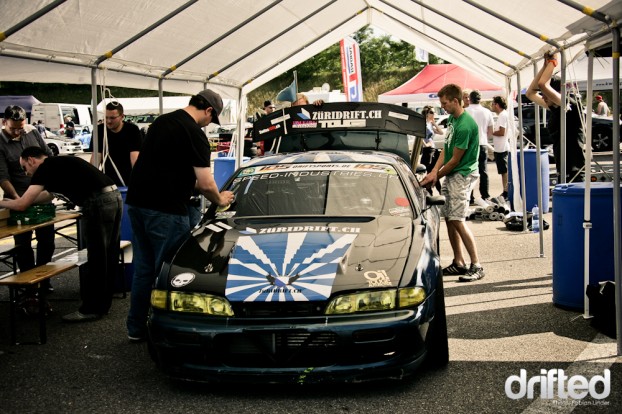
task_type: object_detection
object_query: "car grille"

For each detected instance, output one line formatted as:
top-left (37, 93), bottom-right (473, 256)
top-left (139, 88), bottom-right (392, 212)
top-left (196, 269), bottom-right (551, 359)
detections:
top-left (215, 331), bottom-right (340, 367)
top-left (207, 328), bottom-right (403, 368)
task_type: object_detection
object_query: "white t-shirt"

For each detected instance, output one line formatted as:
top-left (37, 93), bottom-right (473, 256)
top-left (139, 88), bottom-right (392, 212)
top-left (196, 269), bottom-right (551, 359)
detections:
top-left (493, 109), bottom-right (511, 152)
top-left (465, 104), bottom-right (493, 145)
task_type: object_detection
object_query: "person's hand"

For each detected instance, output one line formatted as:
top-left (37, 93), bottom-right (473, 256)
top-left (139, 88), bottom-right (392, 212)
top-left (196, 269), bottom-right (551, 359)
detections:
top-left (218, 191), bottom-right (235, 207)
top-left (419, 172), bottom-right (437, 189)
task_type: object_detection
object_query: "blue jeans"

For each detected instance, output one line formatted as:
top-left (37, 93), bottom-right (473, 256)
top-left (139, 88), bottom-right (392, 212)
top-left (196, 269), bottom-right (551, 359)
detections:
top-left (126, 206), bottom-right (191, 337)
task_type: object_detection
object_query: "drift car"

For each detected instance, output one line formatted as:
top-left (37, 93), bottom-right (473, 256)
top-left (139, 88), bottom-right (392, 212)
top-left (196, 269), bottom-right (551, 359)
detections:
top-left (148, 102), bottom-right (447, 384)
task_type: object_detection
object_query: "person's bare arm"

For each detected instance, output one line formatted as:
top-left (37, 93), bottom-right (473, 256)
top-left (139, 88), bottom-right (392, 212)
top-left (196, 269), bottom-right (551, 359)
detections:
top-left (0, 179), bottom-right (19, 200)
top-left (0, 185), bottom-right (44, 211)
top-left (194, 166), bottom-right (234, 207)
top-left (492, 126), bottom-right (506, 137)
top-left (526, 58), bottom-right (551, 109)
top-left (89, 152), bottom-right (102, 166)
top-left (130, 151), bottom-right (139, 167)
top-left (538, 52), bottom-right (561, 107)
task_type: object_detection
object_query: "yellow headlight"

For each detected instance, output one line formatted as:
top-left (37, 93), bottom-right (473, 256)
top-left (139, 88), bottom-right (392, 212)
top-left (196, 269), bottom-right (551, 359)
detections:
top-left (398, 286), bottom-right (426, 308)
top-left (325, 290), bottom-right (396, 315)
top-left (151, 290), bottom-right (168, 310)
top-left (168, 292), bottom-right (234, 316)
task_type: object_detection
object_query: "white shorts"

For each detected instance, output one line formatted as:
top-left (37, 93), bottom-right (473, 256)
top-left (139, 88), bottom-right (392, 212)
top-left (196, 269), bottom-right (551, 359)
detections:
top-left (441, 172), bottom-right (479, 221)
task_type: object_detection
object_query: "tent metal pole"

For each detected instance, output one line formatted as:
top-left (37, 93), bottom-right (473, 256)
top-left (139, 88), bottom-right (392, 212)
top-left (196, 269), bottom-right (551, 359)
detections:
top-left (0, 0), bottom-right (67, 41)
top-left (461, 0), bottom-right (560, 49)
top-left (91, 68), bottom-right (99, 166)
top-left (244, 7), bottom-right (368, 86)
top-left (162, 0), bottom-right (284, 78)
top-left (527, 65), bottom-right (544, 255)
top-left (94, 0), bottom-right (198, 66)
top-left (408, 0), bottom-right (528, 60)
top-left (0, 52), bottom-right (233, 91)
top-left (207, 0), bottom-right (338, 81)
top-left (560, 52), bottom-right (568, 184)
top-left (556, 0), bottom-right (612, 23)
top-left (611, 28), bottom-right (621, 356)
top-left (378, 0), bottom-right (516, 70)
top-left (583, 50), bottom-right (594, 319)
top-left (517, 72), bottom-right (528, 232)
top-left (236, 88), bottom-right (244, 169)
top-left (158, 78), bottom-right (164, 115)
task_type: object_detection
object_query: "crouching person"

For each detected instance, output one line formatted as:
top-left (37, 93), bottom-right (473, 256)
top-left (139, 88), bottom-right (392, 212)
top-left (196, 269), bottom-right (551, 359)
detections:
top-left (0, 146), bottom-right (123, 322)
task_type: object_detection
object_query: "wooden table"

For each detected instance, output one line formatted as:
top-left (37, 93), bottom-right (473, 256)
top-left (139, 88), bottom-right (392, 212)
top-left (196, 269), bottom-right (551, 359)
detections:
top-left (0, 212), bottom-right (82, 344)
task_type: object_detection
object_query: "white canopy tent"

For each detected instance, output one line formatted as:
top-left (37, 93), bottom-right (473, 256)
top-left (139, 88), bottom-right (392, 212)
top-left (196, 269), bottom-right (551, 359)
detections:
top-left (1, 0), bottom-right (621, 350)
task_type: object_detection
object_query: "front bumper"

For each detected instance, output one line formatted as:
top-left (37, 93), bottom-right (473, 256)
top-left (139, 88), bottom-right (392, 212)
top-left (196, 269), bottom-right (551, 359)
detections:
top-left (148, 306), bottom-right (430, 384)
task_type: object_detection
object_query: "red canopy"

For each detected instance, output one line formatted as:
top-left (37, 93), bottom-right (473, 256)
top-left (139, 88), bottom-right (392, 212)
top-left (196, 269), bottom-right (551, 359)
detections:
top-left (378, 64), bottom-right (504, 104)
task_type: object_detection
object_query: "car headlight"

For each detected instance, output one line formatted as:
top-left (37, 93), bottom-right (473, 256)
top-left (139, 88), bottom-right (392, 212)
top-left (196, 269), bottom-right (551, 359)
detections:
top-left (325, 290), bottom-right (396, 315)
top-left (150, 290), bottom-right (234, 316)
top-left (324, 286), bottom-right (427, 315)
top-left (398, 287), bottom-right (427, 308)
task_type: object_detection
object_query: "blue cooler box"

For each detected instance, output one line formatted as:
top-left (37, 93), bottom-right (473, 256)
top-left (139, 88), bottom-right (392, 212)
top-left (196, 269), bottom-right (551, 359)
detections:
top-left (552, 182), bottom-right (620, 309)
top-left (508, 148), bottom-right (549, 213)
top-left (214, 156), bottom-right (250, 190)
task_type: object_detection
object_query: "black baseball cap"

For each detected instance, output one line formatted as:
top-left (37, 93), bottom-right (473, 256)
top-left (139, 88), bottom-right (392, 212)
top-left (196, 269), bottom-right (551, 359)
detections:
top-left (197, 89), bottom-right (223, 125)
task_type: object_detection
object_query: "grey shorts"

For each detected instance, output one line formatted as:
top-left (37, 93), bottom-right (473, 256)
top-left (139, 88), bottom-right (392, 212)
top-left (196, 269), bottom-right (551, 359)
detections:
top-left (441, 172), bottom-right (479, 221)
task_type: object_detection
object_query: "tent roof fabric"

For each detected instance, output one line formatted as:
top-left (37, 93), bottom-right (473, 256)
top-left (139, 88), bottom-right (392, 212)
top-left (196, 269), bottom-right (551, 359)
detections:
top-left (0, 0), bottom-right (620, 99)
top-left (378, 64), bottom-right (505, 104)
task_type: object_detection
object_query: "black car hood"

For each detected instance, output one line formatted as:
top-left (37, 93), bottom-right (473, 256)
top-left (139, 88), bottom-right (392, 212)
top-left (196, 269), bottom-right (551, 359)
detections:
top-left (165, 216), bottom-right (414, 303)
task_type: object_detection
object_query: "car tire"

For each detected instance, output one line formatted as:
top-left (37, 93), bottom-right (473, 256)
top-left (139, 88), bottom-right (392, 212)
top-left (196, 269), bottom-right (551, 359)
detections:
top-left (424, 273), bottom-right (449, 368)
top-left (592, 124), bottom-right (613, 152)
top-left (47, 143), bottom-right (59, 156)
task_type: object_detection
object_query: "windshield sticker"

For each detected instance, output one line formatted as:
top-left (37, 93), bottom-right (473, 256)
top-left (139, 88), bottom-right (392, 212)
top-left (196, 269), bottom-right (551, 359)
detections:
top-left (232, 163), bottom-right (396, 179)
top-left (389, 207), bottom-right (411, 217)
top-left (226, 232), bottom-right (357, 302)
top-left (363, 270), bottom-right (393, 287)
top-left (171, 273), bottom-right (196, 288)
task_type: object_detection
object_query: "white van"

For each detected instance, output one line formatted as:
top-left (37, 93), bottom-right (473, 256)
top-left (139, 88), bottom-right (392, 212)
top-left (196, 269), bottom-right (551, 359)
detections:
top-left (30, 103), bottom-right (93, 135)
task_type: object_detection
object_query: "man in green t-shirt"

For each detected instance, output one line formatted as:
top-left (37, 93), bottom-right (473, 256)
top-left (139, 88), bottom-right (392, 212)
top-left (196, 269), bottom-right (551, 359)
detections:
top-left (420, 83), bottom-right (485, 282)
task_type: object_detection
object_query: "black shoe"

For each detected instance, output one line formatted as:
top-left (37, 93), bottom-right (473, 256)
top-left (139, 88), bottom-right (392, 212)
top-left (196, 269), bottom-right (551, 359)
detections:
top-left (459, 264), bottom-right (485, 282)
top-left (443, 262), bottom-right (468, 275)
top-left (62, 311), bottom-right (102, 322)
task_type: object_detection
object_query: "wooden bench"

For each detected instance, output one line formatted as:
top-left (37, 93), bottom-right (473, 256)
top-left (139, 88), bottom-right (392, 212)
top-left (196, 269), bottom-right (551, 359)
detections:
top-left (0, 241), bottom-right (132, 345)
top-left (0, 263), bottom-right (77, 345)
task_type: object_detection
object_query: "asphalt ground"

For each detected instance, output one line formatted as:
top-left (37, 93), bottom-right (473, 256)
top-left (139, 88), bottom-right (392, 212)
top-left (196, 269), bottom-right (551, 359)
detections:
top-left (0, 162), bottom-right (620, 414)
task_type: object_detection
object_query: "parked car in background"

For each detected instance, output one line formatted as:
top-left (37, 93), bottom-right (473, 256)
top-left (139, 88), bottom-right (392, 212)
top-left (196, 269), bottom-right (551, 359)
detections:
top-left (516, 103), bottom-right (619, 153)
top-left (42, 130), bottom-right (84, 156)
top-left (148, 102), bottom-right (448, 384)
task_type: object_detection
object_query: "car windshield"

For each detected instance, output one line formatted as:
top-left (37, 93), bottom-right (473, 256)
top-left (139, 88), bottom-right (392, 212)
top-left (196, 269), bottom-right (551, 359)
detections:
top-left (225, 162), bottom-right (411, 218)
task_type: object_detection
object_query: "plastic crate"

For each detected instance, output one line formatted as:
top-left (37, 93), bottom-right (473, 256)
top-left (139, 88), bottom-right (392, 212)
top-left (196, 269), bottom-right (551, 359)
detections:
top-left (8, 204), bottom-right (56, 225)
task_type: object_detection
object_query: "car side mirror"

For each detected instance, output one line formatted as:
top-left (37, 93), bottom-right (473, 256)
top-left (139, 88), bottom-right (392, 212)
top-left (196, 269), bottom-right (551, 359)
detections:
top-left (415, 164), bottom-right (427, 174)
top-left (422, 194), bottom-right (446, 215)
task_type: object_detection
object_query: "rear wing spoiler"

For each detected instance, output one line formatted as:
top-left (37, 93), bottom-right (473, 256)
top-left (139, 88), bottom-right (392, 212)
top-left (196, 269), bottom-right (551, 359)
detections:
top-left (252, 102), bottom-right (426, 164)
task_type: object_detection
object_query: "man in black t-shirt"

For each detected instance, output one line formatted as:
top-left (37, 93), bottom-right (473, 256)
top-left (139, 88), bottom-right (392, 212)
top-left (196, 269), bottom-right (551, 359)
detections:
top-left (125, 89), bottom-right (234, 342)
top-left (89, 101), bottom-right (142, 187)
top-left (64, 116), bottom-right (75, 138)
top-left (0, 146), bottom-right (123, 323)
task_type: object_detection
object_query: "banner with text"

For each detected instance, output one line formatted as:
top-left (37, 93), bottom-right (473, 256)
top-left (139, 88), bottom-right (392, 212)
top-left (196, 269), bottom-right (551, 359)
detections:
top-left (340, 37), bottom-right (363, 102)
